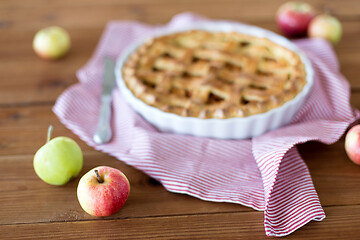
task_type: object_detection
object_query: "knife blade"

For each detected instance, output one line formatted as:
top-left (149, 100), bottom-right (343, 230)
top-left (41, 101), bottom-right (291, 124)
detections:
top-left (93, 56), bottom-right (116, 144)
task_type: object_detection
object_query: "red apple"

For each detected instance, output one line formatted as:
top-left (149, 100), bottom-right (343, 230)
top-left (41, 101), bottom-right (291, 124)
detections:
top-left (33, 26), bottom-right (71, 60)
top-left (77, 166), bottom-right (130, 216)
top-left (345, 125), bottom-right (360, 165)
top-left (308, 14), bottom-right (342, 45)
top-left (276, 1), bottom-right (316, 38)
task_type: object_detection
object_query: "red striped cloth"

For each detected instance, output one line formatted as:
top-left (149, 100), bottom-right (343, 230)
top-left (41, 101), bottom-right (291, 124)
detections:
top-left (53, 13), bottom-right (359, 237)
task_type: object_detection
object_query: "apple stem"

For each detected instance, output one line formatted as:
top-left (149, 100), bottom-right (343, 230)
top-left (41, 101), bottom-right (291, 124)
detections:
top-left (47, 125), bottom-right (53, 143)
top-left (94, 169), bottom-right (104, 183)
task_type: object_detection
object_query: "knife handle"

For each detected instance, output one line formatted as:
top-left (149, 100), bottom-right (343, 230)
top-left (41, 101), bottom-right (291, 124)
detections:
top-left (93, 95), bottom-right (113, 144)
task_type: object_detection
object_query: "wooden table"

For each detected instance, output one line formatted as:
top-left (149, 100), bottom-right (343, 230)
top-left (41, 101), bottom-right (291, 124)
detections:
top-left (1, 0), bottom-right (360, 239)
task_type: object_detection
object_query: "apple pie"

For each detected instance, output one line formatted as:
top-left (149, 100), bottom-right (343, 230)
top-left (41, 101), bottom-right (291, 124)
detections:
top-left (122, 30), bottom-right (306, 119)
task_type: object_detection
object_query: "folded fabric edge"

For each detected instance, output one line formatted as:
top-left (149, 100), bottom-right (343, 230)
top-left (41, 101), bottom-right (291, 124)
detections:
top-left (263, 147), bottom-right (326, 237)
top-left (266, 213), bottom-right (325, 237)
top-left (259, 118), bottom-right (358, 237)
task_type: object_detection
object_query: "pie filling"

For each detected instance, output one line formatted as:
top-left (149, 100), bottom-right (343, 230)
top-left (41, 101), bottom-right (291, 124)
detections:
top-left (122, 30), bottom-right (306, 119)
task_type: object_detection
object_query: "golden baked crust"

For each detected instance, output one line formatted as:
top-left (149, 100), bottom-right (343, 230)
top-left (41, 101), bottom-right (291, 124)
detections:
top-left (122, 30), bottom-right (306, 119)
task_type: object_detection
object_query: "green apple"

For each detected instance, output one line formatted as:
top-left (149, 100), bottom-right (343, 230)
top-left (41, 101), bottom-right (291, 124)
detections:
top-left (308, 14), bottom-right (342, 45)
top-left (33, 26), bottom-right (71, 59)
top-left (33, 126), bottom-right (83, 185)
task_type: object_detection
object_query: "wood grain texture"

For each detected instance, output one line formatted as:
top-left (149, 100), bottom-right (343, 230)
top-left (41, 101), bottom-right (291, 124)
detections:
top-left (1, 0), bottom-right (360, 239)
top-left (2, 205), bottom-right (360, 240)
top-left (1, 0), bottom-right (360, 28)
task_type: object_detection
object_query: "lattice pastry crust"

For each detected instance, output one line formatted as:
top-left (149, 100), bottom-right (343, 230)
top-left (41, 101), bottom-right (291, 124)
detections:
top-left (122, 30), bottom-right (306, 119)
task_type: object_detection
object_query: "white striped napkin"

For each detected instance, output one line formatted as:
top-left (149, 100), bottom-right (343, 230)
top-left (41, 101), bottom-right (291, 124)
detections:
top-left (53, 13), bottom-right (359, 236)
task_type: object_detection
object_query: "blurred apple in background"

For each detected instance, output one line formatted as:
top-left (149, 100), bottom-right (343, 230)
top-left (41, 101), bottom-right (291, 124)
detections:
top-left (77, 166), bottom-right (130, 217)
top-left (308, 14), bottom-right (342, 45)
top-left (33, 126), bottom-right (83, 185)
top-left (276, 1), bottom-right (316, 38)
top-left (33, 26), bottom-right (71, 59)
top-left (345, 125), bottom-right (360, 165)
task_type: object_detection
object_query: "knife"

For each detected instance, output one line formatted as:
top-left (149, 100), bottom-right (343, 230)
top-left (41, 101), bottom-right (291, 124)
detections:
top-left (93, 56), bottom-right (116, 144)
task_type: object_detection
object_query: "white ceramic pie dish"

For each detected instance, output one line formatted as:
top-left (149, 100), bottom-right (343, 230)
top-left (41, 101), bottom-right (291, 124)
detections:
top-left (115, 21), bottom-right (314, 139)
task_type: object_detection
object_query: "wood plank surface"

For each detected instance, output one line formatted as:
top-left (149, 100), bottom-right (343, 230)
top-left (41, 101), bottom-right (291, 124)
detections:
top-left (1, 0), bottom-right (360, 239)
top-left (1, 0), bottom-right (360, 28)
top-left (2, 205), bottom-right (360, 240)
